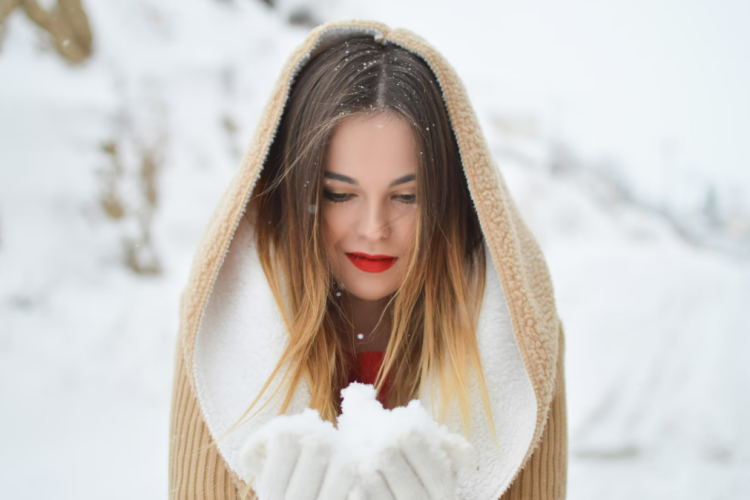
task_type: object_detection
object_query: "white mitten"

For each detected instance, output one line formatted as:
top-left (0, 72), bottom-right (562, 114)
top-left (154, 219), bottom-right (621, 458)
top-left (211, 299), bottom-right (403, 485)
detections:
top-left (240, 409), bottom-right (355, 500)
top-left (337, 384), bottom-right (473, 500)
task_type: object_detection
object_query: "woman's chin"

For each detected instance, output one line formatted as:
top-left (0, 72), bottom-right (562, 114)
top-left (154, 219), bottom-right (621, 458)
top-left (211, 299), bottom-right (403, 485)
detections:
top-left (342, 281), bottom-right (398, 302)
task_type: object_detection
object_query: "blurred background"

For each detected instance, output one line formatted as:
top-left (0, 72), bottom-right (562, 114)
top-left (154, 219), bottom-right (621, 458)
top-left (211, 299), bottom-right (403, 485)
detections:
top-left (1, 0), bottom-right (748, 498)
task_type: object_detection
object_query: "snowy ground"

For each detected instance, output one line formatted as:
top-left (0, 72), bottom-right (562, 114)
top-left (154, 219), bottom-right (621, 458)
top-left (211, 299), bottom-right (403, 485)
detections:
top-left (1, 1), bottom-right (748, 499)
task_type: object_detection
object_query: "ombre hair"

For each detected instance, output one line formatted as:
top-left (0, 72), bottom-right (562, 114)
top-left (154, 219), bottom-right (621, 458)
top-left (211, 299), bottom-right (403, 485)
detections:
top-left (220, 36), bottom-right (494, 447)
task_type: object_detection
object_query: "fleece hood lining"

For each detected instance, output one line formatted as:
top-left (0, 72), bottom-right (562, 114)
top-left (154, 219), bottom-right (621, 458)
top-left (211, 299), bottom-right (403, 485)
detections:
top-left (191, 26), bottom-right (538, 500)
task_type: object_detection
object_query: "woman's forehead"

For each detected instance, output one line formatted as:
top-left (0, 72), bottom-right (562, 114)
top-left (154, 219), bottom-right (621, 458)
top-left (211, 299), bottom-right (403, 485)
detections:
top-left (326, 112), bottom-right (418, 181)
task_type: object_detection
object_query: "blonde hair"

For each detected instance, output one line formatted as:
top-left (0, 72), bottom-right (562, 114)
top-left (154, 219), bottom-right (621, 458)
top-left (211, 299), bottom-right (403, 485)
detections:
top-left (205, 37), bottom-right (496, 471)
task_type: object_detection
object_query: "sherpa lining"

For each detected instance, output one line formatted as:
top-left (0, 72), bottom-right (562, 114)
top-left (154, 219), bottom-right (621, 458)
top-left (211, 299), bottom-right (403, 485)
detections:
top-left (174, 21), bottom-right (564, 500)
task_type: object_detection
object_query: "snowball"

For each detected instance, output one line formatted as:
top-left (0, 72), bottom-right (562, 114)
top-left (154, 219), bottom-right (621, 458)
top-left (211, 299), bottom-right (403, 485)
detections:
top-left (239, 383), bottom-right (473, 495)
top-left (337, 383), bottom-right (472, 475)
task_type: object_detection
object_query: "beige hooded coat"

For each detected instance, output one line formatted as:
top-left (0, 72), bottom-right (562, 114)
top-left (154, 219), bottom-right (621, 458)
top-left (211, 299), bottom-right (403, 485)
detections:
top-left (168, 19), bottom-right (568, 500)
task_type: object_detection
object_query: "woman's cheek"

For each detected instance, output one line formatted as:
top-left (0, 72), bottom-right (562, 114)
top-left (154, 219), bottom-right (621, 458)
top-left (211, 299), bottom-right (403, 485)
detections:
top-left (397, 213), bottom-right (417, 252)
top-left (322, 210), bottom-right (349, 275)
top-left (324, 209), bottom-right (347, 244)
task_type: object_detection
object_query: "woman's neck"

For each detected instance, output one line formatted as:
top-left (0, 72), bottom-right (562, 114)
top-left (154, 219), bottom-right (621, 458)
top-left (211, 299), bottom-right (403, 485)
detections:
top-left (339, 291), bottom-right (393, 353)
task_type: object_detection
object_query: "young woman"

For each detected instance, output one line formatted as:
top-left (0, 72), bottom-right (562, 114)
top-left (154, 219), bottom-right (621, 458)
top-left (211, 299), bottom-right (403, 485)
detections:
top-left (168, 20), bottom-right (568, 500)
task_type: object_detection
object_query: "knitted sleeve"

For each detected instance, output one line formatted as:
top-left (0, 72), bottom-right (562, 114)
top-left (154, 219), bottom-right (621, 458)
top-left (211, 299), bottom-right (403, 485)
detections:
top-left (499, 322), bottom-right (568, 500)
top-left (168, 341), bottom-right (246, 500)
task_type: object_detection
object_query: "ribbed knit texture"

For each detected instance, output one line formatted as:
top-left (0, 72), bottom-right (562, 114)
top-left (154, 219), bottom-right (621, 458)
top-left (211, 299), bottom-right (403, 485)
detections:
top-left (499, 325), bottom-right (568, 500)
top-left (169, 341), bottom-right (245, 500)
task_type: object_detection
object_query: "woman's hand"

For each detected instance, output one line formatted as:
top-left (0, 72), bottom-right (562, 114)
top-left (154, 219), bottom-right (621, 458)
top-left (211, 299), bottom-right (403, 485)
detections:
top-left (240, 384), bottom-right (472, 500)
top-left (358, 427), bottom-right (471, 500)
top-left (339, 383), bottom-right (472, 500)
top-left (240, 409), bottom-right (355, 500)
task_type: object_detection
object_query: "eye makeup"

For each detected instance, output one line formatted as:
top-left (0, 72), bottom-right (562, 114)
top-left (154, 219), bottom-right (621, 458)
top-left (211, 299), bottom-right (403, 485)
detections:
top-left (322, 190), bottom-right (416, 204)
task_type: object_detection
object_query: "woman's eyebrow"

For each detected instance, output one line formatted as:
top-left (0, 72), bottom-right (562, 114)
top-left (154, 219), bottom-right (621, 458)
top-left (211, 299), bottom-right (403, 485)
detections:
top-left (389, 174), bottom-right (416, 187)
top-left (323, 172), bottom-right (416, 187)
top-left (324, 172), bottom-right (357, 185)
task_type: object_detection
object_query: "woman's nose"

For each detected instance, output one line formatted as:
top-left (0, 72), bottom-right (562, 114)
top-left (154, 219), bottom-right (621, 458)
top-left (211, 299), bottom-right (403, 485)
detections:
top-left (358, 200), bottom-right (391, 240)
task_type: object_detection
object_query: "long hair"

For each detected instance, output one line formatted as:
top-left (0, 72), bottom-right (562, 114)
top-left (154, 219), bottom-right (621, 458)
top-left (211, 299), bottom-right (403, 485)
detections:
top-left (218, 36), bottom-right (494, 447)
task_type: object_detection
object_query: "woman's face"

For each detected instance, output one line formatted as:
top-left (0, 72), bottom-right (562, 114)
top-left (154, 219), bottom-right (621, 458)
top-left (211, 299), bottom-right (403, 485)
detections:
top-left (321, 112), bottom-right (418, 301)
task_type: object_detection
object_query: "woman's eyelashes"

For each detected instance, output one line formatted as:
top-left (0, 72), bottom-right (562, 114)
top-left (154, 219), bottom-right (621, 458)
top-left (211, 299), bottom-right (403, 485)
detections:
top-left (322, 190), bottom-right (352, 203)
top-left (322, 189), bottom-right (416, 204)
top-left (396, 194), bottom-right (416, 204)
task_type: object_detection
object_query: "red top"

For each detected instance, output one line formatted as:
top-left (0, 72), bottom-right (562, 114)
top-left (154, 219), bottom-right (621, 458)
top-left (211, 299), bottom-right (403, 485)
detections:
top-left (346, 351), bottom-right (390, 406)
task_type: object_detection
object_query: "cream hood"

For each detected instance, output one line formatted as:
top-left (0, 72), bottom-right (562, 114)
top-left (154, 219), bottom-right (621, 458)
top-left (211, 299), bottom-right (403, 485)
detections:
top-left (176, 20), bottom-right (565, 500)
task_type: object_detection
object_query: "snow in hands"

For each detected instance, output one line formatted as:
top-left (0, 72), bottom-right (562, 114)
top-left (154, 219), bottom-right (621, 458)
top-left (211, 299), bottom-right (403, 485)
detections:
top-left (240, 382), bottom-right (472, 500)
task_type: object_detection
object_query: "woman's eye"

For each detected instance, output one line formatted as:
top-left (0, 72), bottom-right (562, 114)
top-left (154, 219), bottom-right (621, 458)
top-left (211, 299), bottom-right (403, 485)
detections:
top-left (322, 190), bottom-right (352, 203)
top-left (395, 194), bottom-right (416, 204)
top-left (322, 190), bottom-right (415, 205)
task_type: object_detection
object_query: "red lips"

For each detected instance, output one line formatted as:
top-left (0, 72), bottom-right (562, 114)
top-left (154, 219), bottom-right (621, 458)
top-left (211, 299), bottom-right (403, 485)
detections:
top-left (346, 252), bottom-right (397, 273)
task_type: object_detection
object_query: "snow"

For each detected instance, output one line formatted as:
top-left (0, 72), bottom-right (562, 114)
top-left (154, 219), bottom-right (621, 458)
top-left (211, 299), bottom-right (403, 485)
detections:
top-left (1, 1), bottom-right (748, 499)
top-left (240, 383), bottom-right (471, 498)
top-left (499, 155), bottom-right (750, 498)
top-left (336, 383), bottom-right (471, 466)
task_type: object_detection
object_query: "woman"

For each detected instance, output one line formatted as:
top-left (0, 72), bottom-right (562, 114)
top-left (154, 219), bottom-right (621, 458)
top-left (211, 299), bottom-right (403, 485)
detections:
top-left (169, 20), bottom-right (568, 500)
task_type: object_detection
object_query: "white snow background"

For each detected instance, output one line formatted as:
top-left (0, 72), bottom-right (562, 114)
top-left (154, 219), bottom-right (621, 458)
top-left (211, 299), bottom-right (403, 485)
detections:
top-left (1, 1), bottom-right (748, 499)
